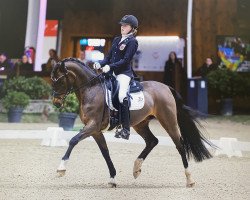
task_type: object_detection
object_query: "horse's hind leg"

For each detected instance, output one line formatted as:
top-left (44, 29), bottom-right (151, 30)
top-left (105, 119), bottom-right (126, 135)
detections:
top-left (132, 119), bottom-right (159, 179)
top-left (157, 114), bottom-right (195, 187)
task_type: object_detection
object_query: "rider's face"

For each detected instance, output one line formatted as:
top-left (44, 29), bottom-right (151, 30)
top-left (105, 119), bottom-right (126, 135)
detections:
top-left (121, 24), bottom-right (132, 35)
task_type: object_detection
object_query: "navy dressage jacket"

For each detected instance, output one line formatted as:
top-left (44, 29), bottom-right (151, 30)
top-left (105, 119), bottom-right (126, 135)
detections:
top-left (99, 35), bottom-right (138, 77)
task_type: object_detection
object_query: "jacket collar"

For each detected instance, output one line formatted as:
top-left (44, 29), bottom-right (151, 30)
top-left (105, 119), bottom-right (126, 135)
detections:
top-left (118, 34), bottom-right (134, 45)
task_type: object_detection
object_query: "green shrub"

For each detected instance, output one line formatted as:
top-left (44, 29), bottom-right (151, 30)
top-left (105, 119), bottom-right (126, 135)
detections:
top-left (57, 93), bottom-right (79, 113)
top-left (207, 68), bottom-right (240, 99)
top-left (1, 76), bottom-right (29, 96)
top-left (242, 74), bottom-right (250, 97)
top-left (1, 76), bottom-right (51, 99)
top-left (207, 68), bottom-right (250, 99)
top-left (233, 73), bottom-right (247, 97)
top-left (2, 91), bottom-right (30, 110)
top-left (25, 77), bottom-right (51, 99)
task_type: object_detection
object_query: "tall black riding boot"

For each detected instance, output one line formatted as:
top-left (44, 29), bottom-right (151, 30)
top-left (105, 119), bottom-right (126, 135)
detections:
top-left (120, 97), bottom-right (130, 140)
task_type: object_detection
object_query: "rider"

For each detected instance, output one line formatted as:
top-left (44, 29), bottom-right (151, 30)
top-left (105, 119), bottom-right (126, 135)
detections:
top-left (93, 15), bottom-right (139, 140)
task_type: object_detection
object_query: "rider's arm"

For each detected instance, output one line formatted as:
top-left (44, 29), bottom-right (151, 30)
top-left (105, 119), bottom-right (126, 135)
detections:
top-left (99, 48), bottom-right (112, 67)
top-left (109, 39), bottom-right (138, 69)
top-left (99, 37), bottom-right (119, 67)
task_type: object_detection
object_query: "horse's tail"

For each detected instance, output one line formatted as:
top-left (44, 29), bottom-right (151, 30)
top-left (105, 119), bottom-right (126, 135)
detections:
top-left (169, 87), bottom-right (214, 162)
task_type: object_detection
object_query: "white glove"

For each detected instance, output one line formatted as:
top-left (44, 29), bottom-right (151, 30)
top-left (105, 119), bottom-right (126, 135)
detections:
top-left (102, 65), bottom-right (110, 73)
top-left (93, 62), bottom-right (101, 70)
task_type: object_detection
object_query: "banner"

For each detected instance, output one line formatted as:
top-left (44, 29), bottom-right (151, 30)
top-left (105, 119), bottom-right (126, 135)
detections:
top-left (217, 36), bottom-right (250, 72)
top-left (42, 20), bottom-right (58, 63)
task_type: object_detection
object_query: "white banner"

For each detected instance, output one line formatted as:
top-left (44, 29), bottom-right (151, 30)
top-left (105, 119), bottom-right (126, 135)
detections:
top-left (133, 36), bottom-right (185, 72)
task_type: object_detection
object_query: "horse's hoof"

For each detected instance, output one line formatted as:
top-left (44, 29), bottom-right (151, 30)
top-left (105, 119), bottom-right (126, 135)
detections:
top-left (186, 181), bottom-right (195, 188)
top-left (108, 182), bottom-right (117, 188)
top-left (133, 158), bottom-right (143, 179)
top-left (57, 169), bottom-right (66, 177)
top-left (108, 178), bottom-right (116, 188)
top-left (133, 169), bottom-right (141, 179)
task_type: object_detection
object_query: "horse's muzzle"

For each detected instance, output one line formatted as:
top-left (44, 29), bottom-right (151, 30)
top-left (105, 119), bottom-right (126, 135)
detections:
top-left (52, 97), bottom-right (63, 108)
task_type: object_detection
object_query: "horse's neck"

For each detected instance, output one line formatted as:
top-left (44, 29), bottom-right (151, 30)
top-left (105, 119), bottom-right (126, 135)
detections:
top-left (69, 63), bottom-right (96, 88)
top-left (70, 64), bottom-right (102, 100)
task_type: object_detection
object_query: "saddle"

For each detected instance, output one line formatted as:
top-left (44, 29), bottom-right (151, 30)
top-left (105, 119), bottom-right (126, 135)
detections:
top-left (103, 74), bottom-right (144, 131)
top-left (104, 74), bottom-right (143, 110)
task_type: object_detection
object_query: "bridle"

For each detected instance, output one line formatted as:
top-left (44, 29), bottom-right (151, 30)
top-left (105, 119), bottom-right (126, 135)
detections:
top-left (51, 58), bottom-right (103, 101)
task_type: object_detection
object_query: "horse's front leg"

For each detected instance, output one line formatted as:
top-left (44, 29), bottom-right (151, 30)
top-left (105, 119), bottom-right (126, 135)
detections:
top-left (56, 122), bottom-right (97, 177)
top-left (92, 133), bottom-right (117, 187)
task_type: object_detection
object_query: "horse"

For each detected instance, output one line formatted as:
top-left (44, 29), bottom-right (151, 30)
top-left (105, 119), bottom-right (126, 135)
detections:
top-left (51, 58), bottom-right (214, 188)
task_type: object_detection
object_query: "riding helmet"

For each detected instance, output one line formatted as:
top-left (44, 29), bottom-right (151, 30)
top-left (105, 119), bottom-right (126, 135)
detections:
top-left (119, 15), bottom-right (138, 29)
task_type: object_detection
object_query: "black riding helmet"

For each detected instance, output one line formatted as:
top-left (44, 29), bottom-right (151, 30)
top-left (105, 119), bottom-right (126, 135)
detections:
top-left (119, 15), bottom-right (138, 29)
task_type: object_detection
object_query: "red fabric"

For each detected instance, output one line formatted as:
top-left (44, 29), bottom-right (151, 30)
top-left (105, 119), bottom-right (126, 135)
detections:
top-left (45, 20), bottom-right (58, 36)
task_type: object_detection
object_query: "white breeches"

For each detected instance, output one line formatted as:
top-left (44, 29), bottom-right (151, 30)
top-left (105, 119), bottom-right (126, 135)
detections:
top-left (116, 74), bottom-right (131, 103)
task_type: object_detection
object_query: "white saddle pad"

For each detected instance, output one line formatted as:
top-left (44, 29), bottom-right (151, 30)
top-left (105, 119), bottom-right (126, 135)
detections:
top-left (105, 89), bottom-right (145, 111)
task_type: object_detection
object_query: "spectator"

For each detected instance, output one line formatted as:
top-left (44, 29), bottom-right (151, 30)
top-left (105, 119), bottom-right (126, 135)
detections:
top-left (78, 50), bottom-right (88, 65)
top-left (17, 55), bottom-right (33, 76)
top-left (0, 53), bottom-right (15, 79)
top-left (164, 51), bottom-right (184, 94)
top-left (196, 57), bottom-right (217, 78)
top-left (42, 49), bottom-right (59, 72)
top-left (24, 46), bottom-right (36, 64)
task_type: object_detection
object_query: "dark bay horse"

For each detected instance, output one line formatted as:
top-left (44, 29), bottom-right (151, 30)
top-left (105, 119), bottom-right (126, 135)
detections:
top-left (51, 58), bottom-right (213, 188)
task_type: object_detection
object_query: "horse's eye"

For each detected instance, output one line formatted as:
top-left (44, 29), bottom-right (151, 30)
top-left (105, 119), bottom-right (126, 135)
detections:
top-left (57, 79), bottom-right (64, 85)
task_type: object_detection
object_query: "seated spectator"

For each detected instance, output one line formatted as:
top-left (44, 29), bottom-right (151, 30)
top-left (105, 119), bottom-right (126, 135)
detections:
top-left (0, 53), bottom-right (15, 79)
top-left (196, 57), bottom-right (217, 78)
top-left (16, 55), bottom-right (33, 76)
top-left (42, 49), bottom-right (60, 73)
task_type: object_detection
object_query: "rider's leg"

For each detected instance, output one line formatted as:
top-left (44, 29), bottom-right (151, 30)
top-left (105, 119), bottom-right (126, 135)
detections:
top-left (116, 74), bottom-right (131, 139)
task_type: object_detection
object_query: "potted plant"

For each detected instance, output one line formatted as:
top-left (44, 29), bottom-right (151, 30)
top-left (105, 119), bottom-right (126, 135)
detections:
top-left (2, 91), bottom-right (30, 122)
top-left (1, 76), bottom-right (52, 115)
top-left (207, 68), bottom-right (239, 115)
top-left (57, 93), bottom-right (79, 131)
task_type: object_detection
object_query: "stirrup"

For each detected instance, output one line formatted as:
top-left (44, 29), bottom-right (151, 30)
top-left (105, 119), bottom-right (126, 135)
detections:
top-left (114, 126), bottom-right (122, 138)
top-left (120, 129), bottom-right (130, 140)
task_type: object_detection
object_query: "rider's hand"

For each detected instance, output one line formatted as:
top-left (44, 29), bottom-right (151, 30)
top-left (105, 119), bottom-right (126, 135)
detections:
top-left (93, 62), bottom-right (101, 70)
top-left (102, 65), bottom-right (110, 73)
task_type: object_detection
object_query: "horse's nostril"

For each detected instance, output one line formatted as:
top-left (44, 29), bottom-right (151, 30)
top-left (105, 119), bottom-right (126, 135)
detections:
top-left (54, 102), bottom-right (62, 108)
top-left (53, 98), bottom-right (62, 108)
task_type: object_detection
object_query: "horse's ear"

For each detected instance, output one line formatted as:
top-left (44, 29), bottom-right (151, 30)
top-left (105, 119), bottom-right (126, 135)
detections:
top-left (59, 61), bottom-right (68, 73)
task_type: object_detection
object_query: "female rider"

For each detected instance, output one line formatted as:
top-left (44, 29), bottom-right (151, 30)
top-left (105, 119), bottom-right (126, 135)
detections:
top-left (93, 15), bottom-right (139, 140)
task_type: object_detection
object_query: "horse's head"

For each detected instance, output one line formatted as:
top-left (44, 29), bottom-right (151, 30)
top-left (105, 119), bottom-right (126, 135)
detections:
top-left (51, 61), bottom-right (75, 108)
top-left (51, 58), bottom-right (100, 108)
